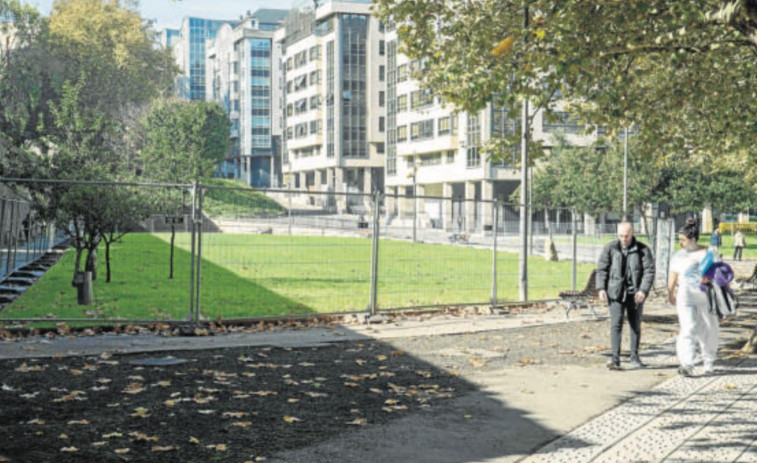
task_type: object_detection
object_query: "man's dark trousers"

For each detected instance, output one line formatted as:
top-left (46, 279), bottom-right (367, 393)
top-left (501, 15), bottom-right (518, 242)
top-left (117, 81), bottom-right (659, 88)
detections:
top-left (609, 297), bottom-right (643, 365)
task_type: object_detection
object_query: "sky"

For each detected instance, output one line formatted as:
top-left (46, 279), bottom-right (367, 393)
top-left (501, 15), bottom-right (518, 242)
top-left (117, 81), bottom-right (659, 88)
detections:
top-left (22, 0), bottom-right (299, 30)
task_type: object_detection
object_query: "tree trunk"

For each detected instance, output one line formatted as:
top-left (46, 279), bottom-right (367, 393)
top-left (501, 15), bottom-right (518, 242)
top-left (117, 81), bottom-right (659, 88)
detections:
top-left (169, 223), bottom-right (175, 279)
top-left (72, 246), bottom-right (84, 284)
top-left (105, 241), bottom-right (112, 283)
top-left (85, 247), bottom-right (97, 281)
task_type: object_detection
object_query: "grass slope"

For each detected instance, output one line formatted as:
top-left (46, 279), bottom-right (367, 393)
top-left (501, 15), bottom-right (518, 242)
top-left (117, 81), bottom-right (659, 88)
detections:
top-left (202, 178), bottom-right (285, 218)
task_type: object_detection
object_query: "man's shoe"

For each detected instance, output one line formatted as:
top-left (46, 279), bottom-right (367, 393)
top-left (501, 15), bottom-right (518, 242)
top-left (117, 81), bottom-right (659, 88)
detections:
top-left (677, 366), bottom-right (693, 377)
top-left (702, 363), bottom-right (716, 375)
top-left (606, 360), bottom-right (621, 371)
top-left (629, 358), bottom-right (646, 369)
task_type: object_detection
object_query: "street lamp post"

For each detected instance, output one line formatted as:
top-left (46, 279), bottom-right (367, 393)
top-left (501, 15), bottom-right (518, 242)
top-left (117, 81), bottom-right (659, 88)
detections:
top-left (412, 164), bottom-right (417, 242)
top-left (519, 3), bottom-right (530, 302)
top-left (623, 126), bottom-right (629, 222)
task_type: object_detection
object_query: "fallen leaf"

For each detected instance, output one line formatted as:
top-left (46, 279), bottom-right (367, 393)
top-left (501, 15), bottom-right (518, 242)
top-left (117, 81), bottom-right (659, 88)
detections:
top-left (283, 416), bottom-right (301, 423)
top-left (151, 446), bottom-right (176, 452)
top-left (60, 447), bottom-right (78, 453)
top-left (114, 448), bottom-right (130, 454)
top-left (470, 357), bottom-right (487, 368)
top-left (27, 419), bottom-right (45, 425)
top-left (67, 420), bottom-right (90, 425)
top-left (231, 421), bottom-right (253, 427)
top-left (103, 432), bottom-right (123, 439)
top-left (348, 418), bottom-right (368, 425)
top-left (189, 436), bottom-right (200, 444)
top-left (129, 432), bottom-right (158, 442)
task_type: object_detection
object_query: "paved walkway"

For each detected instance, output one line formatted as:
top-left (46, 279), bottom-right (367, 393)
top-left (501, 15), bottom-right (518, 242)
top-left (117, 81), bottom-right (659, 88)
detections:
top-left (2, 293), bottom-right (756, 462)
top-left (523, 292), bottom-right (757, 463)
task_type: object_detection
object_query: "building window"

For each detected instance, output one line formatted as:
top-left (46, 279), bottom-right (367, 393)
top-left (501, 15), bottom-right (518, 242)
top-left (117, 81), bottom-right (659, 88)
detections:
top-left (438, 117), bottom-right (451, 135)
top-left (410, 90), bottom-right (433, 110)
top-left (397, 94), bottom-right (407, 112)
top-left (376, 142), bottom-right (385, 154)
top-left (446, 150), bottom-right (455, 163)
top-left (419, 153), bottom-right (441, 166)
top-left (379, 116), bottom-right (385, 132)
top-left (379, 40), bottom-right (385, 56)
top-left (309, 45), bottom-right (320, 61)
top-left (397, 125), bottom-right (407, 142)
top-left (542, 111), bottom-right (584, 134)
top-left (397, 64), bottom-right (407, 82)
top-left (295, 98), bottom-right (307, 114)
top-left (466, 113), bottom-right (481, 167)
top-left (410, 119), bottom-right (434, 141)
top-left (379, 91), bottom-right (385, 107)
top-left (379, 65), bottom-right (385, 82)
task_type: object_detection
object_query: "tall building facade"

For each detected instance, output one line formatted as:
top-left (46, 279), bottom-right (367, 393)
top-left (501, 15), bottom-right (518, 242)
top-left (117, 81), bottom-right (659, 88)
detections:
top-left (159, 28), bottom-right (180, 50)
top-left (206, 9), bottom-right (288, 187)
top-left (174, 17), bottom-right (232, 100)
top-left (276, 0), bottom-right (385, 212)
top-left (384, 26), bottom-right (599, 232)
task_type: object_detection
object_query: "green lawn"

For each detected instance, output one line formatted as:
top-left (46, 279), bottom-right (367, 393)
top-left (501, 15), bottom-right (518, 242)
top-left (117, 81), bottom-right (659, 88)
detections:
top-left (2, 233), bottom-right (595, 323)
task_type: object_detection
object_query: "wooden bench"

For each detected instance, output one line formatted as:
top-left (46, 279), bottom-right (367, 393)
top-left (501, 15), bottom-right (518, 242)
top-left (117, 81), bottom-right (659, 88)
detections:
top-left (559, 268), bottom-right (599, 319)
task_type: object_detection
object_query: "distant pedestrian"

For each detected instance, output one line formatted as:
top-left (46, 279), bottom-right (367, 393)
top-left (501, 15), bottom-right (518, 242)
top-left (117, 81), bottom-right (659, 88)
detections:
top-left (710, 228), bottom-right (722, 257)
top-left (733, 230), bottom-right (746, 261)
top-left (596, 222), bottom-right (655, 370)
top-left (456, 214), bottom-right (463, 232)
top-left (668, 218), bottom-right (719, 377)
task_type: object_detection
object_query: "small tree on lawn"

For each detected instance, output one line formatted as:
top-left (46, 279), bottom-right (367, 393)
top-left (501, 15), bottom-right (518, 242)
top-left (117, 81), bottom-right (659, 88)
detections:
top-left (139, 99), bottom-right (230, 278)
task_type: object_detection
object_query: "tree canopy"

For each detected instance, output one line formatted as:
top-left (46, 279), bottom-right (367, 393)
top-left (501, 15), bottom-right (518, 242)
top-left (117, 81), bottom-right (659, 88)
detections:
top-left (374, 0), bottom-right (757, 166)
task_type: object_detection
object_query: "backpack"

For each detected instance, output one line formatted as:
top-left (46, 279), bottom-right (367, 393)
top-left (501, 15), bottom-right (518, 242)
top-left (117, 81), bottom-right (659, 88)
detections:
top-left (706, 283), bottom-right (738, 320)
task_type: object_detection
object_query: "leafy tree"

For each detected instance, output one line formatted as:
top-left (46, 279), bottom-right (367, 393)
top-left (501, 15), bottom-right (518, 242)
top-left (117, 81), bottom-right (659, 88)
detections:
top-left (374, 0), bottom-right (757, 163)
top-left (139, 99), bottom-right (230, 278)
top-left (2, 0), bottom-right (178, 300)
top-left (139, 100), bottom-right (230, 183)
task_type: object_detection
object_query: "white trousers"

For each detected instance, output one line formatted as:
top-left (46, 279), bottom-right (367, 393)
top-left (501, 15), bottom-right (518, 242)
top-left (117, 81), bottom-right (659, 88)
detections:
top-left (676, 291), bottom-right (719, 368)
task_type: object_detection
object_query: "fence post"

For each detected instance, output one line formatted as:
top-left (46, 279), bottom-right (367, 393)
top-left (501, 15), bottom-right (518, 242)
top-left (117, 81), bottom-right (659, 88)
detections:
top-left (491, 200), bottom-right (499, 309)
top-left (195, 184), bottom-right (204, 322)
top-left (7, 201), bottom-right (16, 275)
top-left (188, 182), bottom-right (197, 324)
top-left (571, 207), bottom-right (577, 291)
top-left (368, 191), bottom-right (381, 316)
top-left (0, 198), bottom-right (6, 278)
top-left (288, 185), bottom-right (293, 236)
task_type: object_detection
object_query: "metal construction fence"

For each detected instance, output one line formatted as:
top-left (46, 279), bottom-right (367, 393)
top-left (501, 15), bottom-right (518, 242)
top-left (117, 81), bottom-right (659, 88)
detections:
top-left (0, 179), bottom-right (680, 324)
top-left (0, 188), bottom-right (68, 281)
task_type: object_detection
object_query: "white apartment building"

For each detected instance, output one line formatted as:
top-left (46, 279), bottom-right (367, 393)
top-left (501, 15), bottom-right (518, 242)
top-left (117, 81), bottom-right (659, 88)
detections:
top-left (206, 9), bottom-right (288, 187)
top-left (276, 0), bottom-right (385, 212)
top-left (384, 26), bottom-right (598, 232)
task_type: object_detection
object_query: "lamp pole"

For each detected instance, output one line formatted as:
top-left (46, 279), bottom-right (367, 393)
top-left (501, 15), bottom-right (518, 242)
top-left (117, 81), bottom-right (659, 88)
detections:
top-left (412, 164), bottom-right (417, 242)
top-left (519, 3), bottom-right (529, 302)
top-left (623, 126), bottom-right (628, 222)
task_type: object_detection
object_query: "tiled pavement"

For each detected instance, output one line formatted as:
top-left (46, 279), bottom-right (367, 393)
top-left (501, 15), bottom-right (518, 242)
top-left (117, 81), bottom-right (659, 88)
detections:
top-left (522, 292), bottom-right (757, 463)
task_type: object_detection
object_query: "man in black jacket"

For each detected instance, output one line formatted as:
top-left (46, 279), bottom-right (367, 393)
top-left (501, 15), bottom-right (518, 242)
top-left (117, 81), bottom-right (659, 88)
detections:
top-left (596, 222), bottom-right (655, 370)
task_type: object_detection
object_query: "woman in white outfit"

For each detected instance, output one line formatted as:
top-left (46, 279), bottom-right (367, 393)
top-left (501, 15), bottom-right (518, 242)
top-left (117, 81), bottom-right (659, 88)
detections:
top-left (668, 219), bottom-right (719, 377)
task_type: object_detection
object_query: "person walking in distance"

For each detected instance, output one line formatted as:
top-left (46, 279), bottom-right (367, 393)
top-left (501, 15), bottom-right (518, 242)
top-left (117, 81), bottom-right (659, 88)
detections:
top-left (733, 230), bottom-right (746, 261)
top-left (596, 222), bottom-right (656, 370)
top-left (710, 228), bottom-right (722, 257)
top-left (668, 218), bottom-right (719, 377)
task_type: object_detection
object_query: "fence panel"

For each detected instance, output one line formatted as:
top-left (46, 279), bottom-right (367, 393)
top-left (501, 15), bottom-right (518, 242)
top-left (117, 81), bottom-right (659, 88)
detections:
top-left (197, 187), bottom-right (373, 320)
top-left (0, 179), bottom-right (684, 324)
top-left (0, 181), bottom-right (194, 323)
